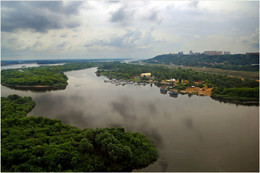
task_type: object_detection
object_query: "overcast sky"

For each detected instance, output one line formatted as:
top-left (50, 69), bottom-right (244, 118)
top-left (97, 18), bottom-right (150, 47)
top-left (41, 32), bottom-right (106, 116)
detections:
top-left (1, 1), bottom-right (259, 60)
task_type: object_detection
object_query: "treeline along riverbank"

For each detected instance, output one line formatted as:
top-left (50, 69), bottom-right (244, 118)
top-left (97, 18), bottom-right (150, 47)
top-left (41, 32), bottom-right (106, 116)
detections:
top-left (97, 62), bottom-right (259, 105)
top-left (144, 53), bottom-right (259, 72)
top-left (1, 63), bottom-right (98, 91)
top-left (1, 61), bottom-right (258, 104)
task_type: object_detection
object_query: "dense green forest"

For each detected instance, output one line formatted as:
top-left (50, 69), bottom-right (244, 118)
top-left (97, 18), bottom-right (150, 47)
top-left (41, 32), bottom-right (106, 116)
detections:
top-left (1, 95), bottom-right (158, 172)
top-left (98, 62), bottom-right (259, 104)
top-left (1, 62), bottom-right (98, 90)
top-left (211, 87), bottom-right (259, 104)
top-left (144, 54), bottom-right (259, 71)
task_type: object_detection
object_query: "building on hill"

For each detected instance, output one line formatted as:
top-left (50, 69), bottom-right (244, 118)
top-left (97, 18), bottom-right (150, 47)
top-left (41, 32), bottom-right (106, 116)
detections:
top-left (224, 51), bottom-right (230, 55)
top-left (204, 51), bottom-right (223, 55)
top-left (140, 73), bottom-right (151, 78)
top-left (246, 52), bottom-right (259, 55)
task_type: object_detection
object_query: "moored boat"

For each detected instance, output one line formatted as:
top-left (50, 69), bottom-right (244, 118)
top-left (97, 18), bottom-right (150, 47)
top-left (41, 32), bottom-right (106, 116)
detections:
top-left (169, 91), bottom-right (178, 97)
top-left (160, 88), bottom-right (168, 94)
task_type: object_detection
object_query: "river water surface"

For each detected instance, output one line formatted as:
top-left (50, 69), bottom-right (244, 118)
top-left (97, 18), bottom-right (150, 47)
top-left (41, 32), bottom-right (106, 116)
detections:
top-left (1, 67), bottom-right (259, 171)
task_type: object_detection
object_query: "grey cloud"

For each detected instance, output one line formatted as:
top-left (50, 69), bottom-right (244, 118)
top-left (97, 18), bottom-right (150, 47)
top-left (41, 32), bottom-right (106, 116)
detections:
top-left (57, 42), bottom-right (67, 49)
top-left (32, 41), bottom-right (42, 49)
top-left (60, 34), bottom-right (67, 38)
top-left (84, 29), bottom-right (160, 49)
top-left (147, 11), bottom-right (162, 24)
top-left (241, 39), bottom-right (248, 44)
top-left (110, 4), bottom-right (163, 26)
top-left (189, 1), bottom-right (199, 8)
top-left (251, 43), bottom-right (259, 49)
top-left (1, 1), bottom-right (83, 33)
top-left (241, 28), bottom-right (259, 50)
top-left (110, 5), bottom-right (135, 26)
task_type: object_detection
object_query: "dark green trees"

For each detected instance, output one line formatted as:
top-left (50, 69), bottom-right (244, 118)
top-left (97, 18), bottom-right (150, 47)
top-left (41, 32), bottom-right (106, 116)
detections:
top-left (1, 62), bottom-right (97, 90)
top-left (1, 95), bottom-right (158, 172)
top-left (145, 53), bottom-right (259, 71)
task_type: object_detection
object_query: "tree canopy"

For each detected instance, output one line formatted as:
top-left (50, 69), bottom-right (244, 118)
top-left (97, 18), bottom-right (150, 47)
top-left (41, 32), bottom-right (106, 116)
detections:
top-left (98, 62), bottom-right (259, 104)
top-left (1, 62), bottom-right (98, 90)
top-left (1, 95), bottom-right (158, 172)
top-left (144, 53), bottom-right (259, 71)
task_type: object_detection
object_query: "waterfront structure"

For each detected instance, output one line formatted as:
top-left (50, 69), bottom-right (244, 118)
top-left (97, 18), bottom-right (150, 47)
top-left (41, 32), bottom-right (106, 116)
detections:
top-left (140, 73), bottom-right (151, 78)
top-left (224, 51), bottom-right (230, 55)
top-left (204, 51), bottom-right (223, 55)
top-left (246, 52), bottom-right (259, 55)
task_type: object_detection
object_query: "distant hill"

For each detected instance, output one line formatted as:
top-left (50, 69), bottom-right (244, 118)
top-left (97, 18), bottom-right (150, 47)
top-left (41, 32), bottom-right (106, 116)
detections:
top-left (144, 54), bottom-right (259, 71)
top-left (1, 58), bottom-right (129, 66)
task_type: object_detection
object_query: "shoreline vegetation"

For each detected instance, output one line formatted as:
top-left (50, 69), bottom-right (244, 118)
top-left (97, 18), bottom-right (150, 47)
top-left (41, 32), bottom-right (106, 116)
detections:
top-left (2, 84), bottom-right (66, 91)
top-left (144, 53), bottom-right (259, 72)
top-left (97, 62), bottom-right (259, 106)
top-left (1, 62), bottom-right (259, 105)
top-left (1, 63), bottom-right (98, 91)
top-left (1, 95), bottom-right (158, 172)
top-left (141, 62), bottom-right (259, 80)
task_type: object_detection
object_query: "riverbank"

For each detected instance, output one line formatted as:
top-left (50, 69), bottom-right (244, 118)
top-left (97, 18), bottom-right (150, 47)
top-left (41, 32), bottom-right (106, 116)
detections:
top-left (169, 86), bottom-right (213, 96)
top-left (1, 84), bottom-right (66, 91)
top-left (1, 62), bottom-right (98, 91)
top-left (211, 93), bottom-right (259, 106)
top-left (99, 70), bottom-right (258, 106)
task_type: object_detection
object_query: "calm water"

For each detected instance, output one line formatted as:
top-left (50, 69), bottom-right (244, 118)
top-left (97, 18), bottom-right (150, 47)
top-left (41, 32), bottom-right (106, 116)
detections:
top-left (1, 63), bottom-right (65, 70)
top-left (1, 67), bottom-right (259, 172)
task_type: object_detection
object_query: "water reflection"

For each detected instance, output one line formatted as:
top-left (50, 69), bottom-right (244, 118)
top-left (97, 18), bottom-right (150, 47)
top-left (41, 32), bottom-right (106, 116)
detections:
top-left (1, 67), bottom-right (259, 172)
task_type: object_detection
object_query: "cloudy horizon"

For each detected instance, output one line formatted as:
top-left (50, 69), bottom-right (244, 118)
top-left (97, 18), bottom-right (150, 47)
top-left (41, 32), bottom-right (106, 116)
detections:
top-left (1, 1), bottom-right (259, 60)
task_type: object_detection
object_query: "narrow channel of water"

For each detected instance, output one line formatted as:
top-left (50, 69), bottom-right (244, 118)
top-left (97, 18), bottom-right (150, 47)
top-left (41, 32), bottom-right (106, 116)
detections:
top-left (1, 67), bottom-right (259, 171)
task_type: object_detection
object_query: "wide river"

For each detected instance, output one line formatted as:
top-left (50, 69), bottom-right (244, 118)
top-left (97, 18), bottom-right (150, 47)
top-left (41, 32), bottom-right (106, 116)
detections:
top-left (1, 67), bottom-right (259, 171)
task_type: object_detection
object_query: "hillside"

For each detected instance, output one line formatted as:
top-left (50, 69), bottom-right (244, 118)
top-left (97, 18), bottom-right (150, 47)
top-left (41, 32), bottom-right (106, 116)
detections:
top-left (144, 54), bottom-right (259, 71)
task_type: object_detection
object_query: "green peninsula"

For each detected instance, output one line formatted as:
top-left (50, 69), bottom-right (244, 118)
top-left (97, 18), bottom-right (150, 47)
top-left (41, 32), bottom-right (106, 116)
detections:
top-left (1, 95), bottom-right (158, 172)
top-left (1, 63), bottom-right (96, 90)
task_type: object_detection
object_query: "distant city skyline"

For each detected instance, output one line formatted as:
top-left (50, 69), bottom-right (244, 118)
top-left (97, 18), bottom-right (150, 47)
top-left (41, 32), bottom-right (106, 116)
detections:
top-left (1, 1), bottom-right (259, 60)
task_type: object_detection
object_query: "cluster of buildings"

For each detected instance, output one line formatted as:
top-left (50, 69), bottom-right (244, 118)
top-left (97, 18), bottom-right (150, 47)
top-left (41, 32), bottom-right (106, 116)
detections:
top-left (203, 51), bottom-right (230, 55)
top-left (171, 51), bottom-right (259, 56)
top-left (175, 50), bottom-right (231, 56)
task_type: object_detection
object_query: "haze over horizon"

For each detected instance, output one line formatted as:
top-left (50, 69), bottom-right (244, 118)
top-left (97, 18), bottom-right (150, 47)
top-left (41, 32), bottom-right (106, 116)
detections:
top-left (1, 1), bottom-right (259, 60)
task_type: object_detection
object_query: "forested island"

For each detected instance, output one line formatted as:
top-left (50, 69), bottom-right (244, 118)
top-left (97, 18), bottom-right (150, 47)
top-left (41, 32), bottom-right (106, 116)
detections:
top-left (144, 53), bottom-right (259, 71)
top-left (1, 95), bottom-right (158, 172)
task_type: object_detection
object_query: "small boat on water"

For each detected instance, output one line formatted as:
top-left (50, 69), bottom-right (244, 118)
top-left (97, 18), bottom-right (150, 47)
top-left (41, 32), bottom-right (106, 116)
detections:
top-left (188, 93), bottom-right (193, 97)
top-left (160, 88), bottom-right (168, 94)
top-left (169, 91), bottom-right (178, 98)
top-left (95, 72), bottom-right (101, 77)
